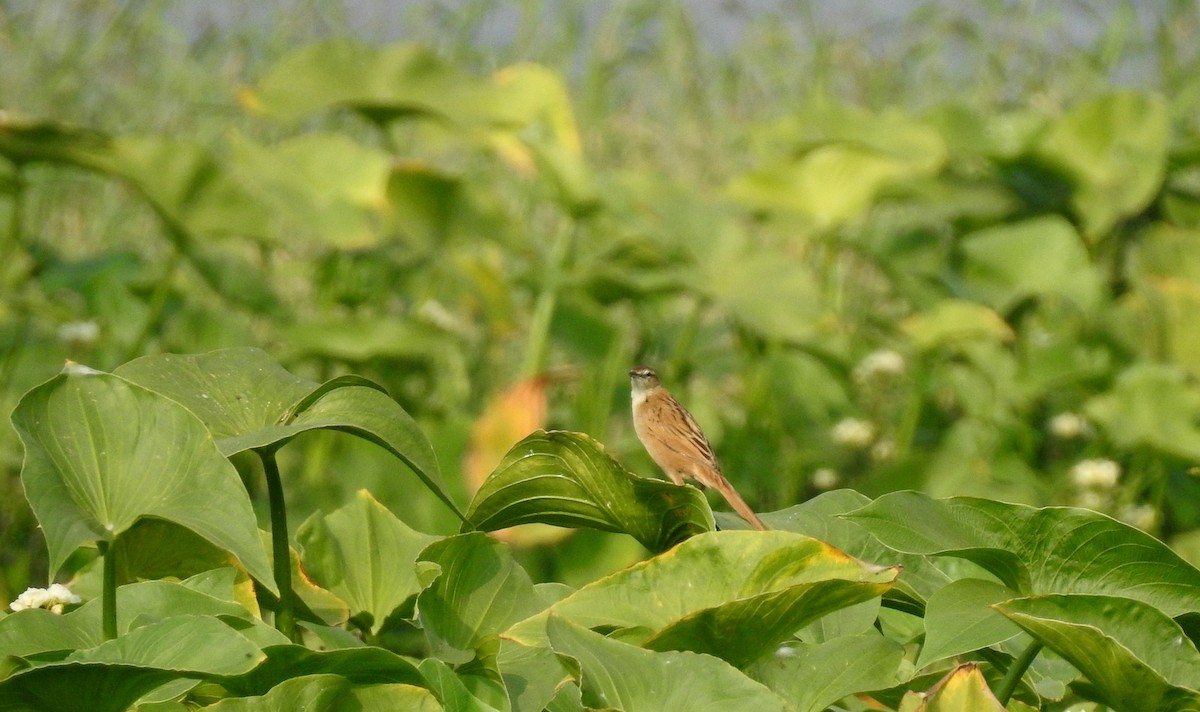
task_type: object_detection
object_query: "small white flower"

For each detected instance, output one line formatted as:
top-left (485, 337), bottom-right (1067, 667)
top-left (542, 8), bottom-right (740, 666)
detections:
top-left (853, 349), bottom-right (906, 383)
top-left (811, 468), bottom-right (840, 490)
top-left (871, 439), bottom-right (896, 462)
top-left (1073, 490), bottom-right (1109, 511)
top-left (1118, 503), bottom-right (1158, 531)
top-left (1070, 458), bottom-right (1121, 491)
top-left (832, 418), bottom-right (876, 448)
top-left (9, 584), bottom-right (80, 614)
top-left (58, 320), bottom-right (100, 345)
top-left (1048, 412), bottom-right (1090, 439)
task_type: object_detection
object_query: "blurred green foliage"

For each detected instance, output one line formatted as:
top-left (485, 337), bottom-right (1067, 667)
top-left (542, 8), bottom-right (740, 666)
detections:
top-left (4, 0), bottom-right (1200, 606)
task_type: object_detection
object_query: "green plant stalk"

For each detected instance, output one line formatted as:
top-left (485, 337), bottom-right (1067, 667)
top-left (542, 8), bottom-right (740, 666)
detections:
top-left (521, 223), bottom-right (577, 377)
top-left (98, 538), bottom-right (117, 641)
top-left (994, 639), bottom-right (1042, 704)
top-left (122, 247), bottom-right (182, 363)
top-left (259, 447), bottom-right (299, 642)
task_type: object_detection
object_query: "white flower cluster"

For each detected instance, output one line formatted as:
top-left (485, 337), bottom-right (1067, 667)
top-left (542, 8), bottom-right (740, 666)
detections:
top-left (1048, 412), bottom-right (1091, 440)
top-left (853, 349), bottom-right (906, 383)
top-left (1070, 458), bottom-right (1121, 491)
top-left (9, 584), bottom-right (80, 614)
top-left (1119, 503), bottom-right (1158, 532)
top-left (811, 468), bottom-right (840, 491)
top-left (832, 418), bottom-right (876, 448)
top-left (57, 320), bottom-right (100, 346)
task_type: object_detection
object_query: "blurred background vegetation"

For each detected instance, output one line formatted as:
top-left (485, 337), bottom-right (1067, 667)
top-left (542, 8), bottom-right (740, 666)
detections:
top-left (3, 0), bottom-right (1200, 603)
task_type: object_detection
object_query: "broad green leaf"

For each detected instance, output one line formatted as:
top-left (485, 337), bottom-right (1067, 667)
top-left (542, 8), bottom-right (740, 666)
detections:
top-left (0, 616), bottom-right (264, 712)
top-left (901, 300), bottom-right (1013, 351)
top-left (959, 216), bottom-right (1102, 313)
top-left (0, 121), bottom-right (270, 244)
top-left (915, 578), bottom-right (1022, 668)
top-left (748, 633), bottom-right (904, 712)
top-left (764, 489), bottom-right (954, 604)
top-left (416, 533), bottom-right (543, 662)
top-left (113, 348), bottom-right (315, 446)
top-left (897, 663), bottom-right (1006, 712)
top-left (1035, 92), bottom-right (1169, 237)
top-left (204, 673), bottom-right (443, 712)
top-left (1085, 363), bottom-right (1200, 461)
top-left (115, 348), bottom-right (461, 520)
top-left (546, 615), bottom-right (789, 712)
top-left (700, 253), bottom-right (825, 344)
top-left (0, 664), bottom-right (186, 712)
top-left (248, 41), bottom-right (517, 127)
top-left (497, 639), bottom-right (572, 712)
top-left (296, 490), bottom-right (437, 634)
top-left (1117, 276), bottom-right (1200, 378)
top-left (0, 576), bottom-right (264, 660)
top-left (0, 608), bottom-right (95, 660)
top-left (997, 594), bottom-right (1200, 711)
top-left (491, 63), bottom-right (598, 216)
top-left (924, 104), bottom-right (1045, 159)
top-left (219, 644), bottom-right (424, 697)
top-left (70, 520), bottom-right (259, 615)
top-left (418, 658), bottom-right (504, 712)
top-left (226, 131), bottom-right (392, 249)
top-left (728, 144), bottom-right (917, 227)
top-left (65, 615), bottom-right (262, 673)
top-left (464, 430), bottom-right (713, 554)
top-left (844, 492), bottom-right (1200, 615)
top-left (10, 367), bottom-right (274, 590)
top-left (506, 530), bottom-right (898, 667)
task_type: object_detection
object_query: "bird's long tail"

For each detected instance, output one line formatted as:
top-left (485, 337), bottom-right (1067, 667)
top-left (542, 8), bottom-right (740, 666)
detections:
top-left (711, 477), bottom-right (768, 531)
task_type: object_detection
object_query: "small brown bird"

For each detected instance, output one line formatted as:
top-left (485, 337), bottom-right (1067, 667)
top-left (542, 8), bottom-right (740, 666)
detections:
top-left (630, 366), bottom-right (767, 530)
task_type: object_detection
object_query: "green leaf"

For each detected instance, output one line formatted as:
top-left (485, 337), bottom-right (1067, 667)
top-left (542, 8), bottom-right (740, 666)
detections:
top-left (65, 615), bottom-right (262, 673)
top-left (296, 490), bottom-right (437, 634)
top-left (249, 41), bottom-right (517, 127)
top-left (844, 492), bottom-right (1200, 615)
top-left (1035, 91), bottom-right (1169, 237)
top-left (747, 633), bottom-right (904, 712)
top-left (0, 616), bottom-right (265, 712)
top-left (203, 673), bottom-right (443, 712)
top-left (728, 144), bottom-right (918, 227)
top-left (496, 639), bottom-right (572, 712)
top-left (897, 663), bottom-right (1007, 712)
top-left (0, 577), bottom-right (265, 660)
top-left (9, 366), bottom-right (274, 591)
top-left (901, 300), bottom-right (1014, 351)
top-left (506, 530), bottom-right (898, 668)
top-left (416, 533), bottom-right (543, 662)
top-left (958, 216), bottom-right (1102, 313)
top-left (546, 615), bottom-right (789, 712)
top-left (0, 664), bottom-right (184, 712)
top-left (219, 645), bottom-right (425, 697)
top-left (464, 430), bottom-right (713, 554)
top-left (915, 578), bottom-right (1023, 668)
top-left (997, 594), bottom-right (1200, 711)
top-left (226, 131), bottom-right (392, 249)
top-left (1085, 363), bottom-right (1200, 461)
top-left (113, 348), bottom-right (315, 445)
top-left (764, 489), bottom-right (954, 605)
top-left (418, 658), bottom-right (504, 712)
top-left (115, 348), bottom-right (461, 520)
top-left (700, 253), bottom-right (824, 344)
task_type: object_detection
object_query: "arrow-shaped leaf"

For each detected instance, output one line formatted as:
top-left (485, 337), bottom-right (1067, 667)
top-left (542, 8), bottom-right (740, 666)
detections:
top-left (464, 430), bottom-right (713, 553)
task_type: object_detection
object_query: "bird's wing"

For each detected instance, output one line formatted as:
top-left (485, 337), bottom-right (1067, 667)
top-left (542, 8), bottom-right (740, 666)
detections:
top-left (657, 395), bottom-right (723, 474)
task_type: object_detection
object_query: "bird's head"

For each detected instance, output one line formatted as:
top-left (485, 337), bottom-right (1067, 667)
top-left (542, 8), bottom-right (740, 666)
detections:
top-left (629, 366), bottom-right (662, 397)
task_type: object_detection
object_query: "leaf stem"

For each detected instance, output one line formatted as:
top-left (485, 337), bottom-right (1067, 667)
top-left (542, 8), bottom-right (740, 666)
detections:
top-left (522, 222), bottom-right (577, 377)
top-left (98, 539), bottom-right (117, 641)
top-left (259, 447), bottom-right (299, 642)
top-left (995, 639), bottom-right (1042, 704)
